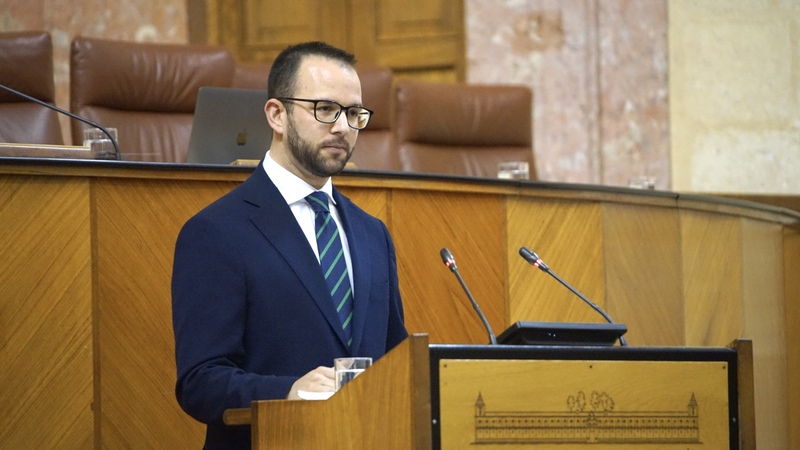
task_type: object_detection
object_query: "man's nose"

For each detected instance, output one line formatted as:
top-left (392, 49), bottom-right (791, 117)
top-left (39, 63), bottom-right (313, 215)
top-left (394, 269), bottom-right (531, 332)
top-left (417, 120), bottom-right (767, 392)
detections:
top-left (330, 111), bottom-right (351, 133)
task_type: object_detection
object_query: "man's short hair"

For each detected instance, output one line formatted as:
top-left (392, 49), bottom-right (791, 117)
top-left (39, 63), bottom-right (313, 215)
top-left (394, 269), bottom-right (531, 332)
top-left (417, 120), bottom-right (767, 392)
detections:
top-left (267, 41), bottom-right (357, 99)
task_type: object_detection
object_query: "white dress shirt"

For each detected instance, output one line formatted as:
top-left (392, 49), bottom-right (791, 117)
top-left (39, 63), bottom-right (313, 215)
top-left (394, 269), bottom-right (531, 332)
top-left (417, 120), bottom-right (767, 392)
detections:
top-left (262, 151), bottom-right (354, 291)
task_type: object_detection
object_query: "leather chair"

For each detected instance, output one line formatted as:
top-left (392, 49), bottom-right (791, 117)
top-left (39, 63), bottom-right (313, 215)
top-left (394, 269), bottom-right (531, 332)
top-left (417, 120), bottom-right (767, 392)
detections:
top-left (394, 81), bottom-right (534, 178)
top-left (232, 61), bottom-right (270, 90)
top-left (69, 37), bottom-right (235, 162)
top-left (350, 65), bottom-right (399, 171)
top-left (0, 31), bottom-right (63, 145)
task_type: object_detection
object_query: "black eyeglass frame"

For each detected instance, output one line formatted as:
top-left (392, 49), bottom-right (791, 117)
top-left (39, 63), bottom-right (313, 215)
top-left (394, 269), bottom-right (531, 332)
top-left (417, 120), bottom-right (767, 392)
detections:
top-left (276, 97), bottom-right (374, 130)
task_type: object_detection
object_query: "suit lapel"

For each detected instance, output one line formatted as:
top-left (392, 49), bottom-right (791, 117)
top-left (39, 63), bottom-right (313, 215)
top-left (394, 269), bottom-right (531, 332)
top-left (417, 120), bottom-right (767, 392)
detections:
top-left (243, 169), bottom-right (352, 349)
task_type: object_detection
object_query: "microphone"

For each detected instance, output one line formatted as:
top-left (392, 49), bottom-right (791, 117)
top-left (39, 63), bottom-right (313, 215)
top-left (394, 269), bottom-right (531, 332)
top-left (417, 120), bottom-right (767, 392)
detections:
top-left (519, 247), bottom-right (628, 346)
top-left (439, 248), bottom-right (497, 345)
top-left (0, 82), bottom-right (121, 160)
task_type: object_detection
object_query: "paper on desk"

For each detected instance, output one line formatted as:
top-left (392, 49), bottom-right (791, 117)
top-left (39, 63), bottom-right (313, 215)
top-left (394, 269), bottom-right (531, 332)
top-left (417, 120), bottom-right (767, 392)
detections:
top-left (297, 390), bottom-right (334, 401)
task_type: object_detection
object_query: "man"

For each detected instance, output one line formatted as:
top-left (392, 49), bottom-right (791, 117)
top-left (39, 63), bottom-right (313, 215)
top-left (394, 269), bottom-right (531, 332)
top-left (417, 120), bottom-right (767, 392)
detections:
top-left (172, 41), bottom-right (408, 449)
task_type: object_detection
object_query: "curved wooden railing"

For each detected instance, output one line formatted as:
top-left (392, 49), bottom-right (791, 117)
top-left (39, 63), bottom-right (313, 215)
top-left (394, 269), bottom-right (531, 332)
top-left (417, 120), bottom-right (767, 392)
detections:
top-left (1, 157), bottom-right (797, 448)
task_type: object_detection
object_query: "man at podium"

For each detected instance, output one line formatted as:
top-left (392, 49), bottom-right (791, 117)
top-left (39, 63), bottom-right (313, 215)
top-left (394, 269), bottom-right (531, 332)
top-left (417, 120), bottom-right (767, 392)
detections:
top-left (171, 41), bottom-right (408, 449)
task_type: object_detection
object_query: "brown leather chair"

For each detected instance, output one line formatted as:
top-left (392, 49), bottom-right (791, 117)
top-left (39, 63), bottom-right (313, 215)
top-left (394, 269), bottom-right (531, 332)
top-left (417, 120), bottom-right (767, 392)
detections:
top-left (0, 31), bottom-right (63, 145)
top-left (69, 37), bottom-right (236, 162)
top-left (232, 61), bottom-right (270, 90)
top-left (350, 65), bottom-right (399, 171)
top-left (394, 81), bottom-right (534, 178)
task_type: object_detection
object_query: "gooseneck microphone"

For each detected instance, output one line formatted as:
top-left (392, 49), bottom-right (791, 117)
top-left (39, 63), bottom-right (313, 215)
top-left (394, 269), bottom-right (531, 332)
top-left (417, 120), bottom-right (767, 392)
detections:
top-left (439, 248), bottom-right (497, 345)
top-left (519, 247), bottom-right (628, 346)
top-left (0, 82), bottom-right (121, 160)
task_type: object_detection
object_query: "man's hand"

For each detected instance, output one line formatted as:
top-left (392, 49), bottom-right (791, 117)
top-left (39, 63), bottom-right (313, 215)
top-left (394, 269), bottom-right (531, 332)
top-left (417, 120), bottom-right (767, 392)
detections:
top-left (287, 366), bottom-right (335, 400)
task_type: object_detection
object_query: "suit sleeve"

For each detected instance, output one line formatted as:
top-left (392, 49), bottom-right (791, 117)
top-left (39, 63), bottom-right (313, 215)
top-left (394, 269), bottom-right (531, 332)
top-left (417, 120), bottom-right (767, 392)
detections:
top-left (382, 220), bottom-right (409, 352)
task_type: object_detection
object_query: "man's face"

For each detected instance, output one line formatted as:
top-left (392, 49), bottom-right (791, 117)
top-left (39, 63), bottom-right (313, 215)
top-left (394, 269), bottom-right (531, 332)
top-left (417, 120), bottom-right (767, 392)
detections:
top-left (285, 105), bottom-right (353, 179)
top-left (283, 56), bottom-right (362, 182)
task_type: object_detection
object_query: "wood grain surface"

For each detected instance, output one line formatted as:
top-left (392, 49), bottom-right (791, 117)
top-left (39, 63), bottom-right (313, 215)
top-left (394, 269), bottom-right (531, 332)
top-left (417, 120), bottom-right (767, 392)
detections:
top-left (249, 334), bottom-right (431, 449)
top-left (1, 161), bottom-right (797, 448)
top-left (0, 175), bottom-right (93, 448)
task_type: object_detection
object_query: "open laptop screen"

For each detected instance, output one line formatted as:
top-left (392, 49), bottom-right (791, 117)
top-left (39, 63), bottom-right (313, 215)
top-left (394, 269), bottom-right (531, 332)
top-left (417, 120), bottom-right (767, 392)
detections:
top-left (186, 87), bottom-right (272, 165)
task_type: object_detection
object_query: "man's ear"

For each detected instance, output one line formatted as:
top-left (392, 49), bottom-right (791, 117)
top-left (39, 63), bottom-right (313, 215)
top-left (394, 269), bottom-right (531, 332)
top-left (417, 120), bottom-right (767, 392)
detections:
top-left (265, 98), bottom-right (286, 135)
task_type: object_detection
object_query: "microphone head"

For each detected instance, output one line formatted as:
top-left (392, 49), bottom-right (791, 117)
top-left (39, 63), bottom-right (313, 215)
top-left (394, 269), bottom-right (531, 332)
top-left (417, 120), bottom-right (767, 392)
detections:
top-left (519, 247), bottom-right (535, 262)
top-left (439, 247), bottom-right (457, 271)
top-left (519, 247), bottom-right (549, 271)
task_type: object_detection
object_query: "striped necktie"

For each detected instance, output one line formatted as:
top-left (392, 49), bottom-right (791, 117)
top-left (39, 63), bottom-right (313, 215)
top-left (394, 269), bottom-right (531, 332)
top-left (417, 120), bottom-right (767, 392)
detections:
top-left (306, 191), bottom-right (354, 346)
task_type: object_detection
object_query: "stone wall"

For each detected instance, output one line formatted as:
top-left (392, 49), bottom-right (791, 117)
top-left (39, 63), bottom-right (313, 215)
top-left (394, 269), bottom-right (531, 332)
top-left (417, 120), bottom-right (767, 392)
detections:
top-left (466, 0), bottom-right (669, 188)
top-left (669, 0), bottom-right (800, 193)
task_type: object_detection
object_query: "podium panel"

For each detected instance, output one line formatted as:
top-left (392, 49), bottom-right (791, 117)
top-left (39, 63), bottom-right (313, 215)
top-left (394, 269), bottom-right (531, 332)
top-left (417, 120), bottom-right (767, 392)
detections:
top-left (430, 344), bottom-right (742, 449)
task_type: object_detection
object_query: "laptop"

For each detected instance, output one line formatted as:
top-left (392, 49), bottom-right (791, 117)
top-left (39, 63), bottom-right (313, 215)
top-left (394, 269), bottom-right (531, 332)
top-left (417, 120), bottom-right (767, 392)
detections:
top-left (186, 87), bottom-right (272, 165)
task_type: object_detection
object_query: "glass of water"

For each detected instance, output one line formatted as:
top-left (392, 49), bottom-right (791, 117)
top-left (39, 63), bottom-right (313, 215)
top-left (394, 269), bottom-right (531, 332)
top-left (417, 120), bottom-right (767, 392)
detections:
top-left (334, 357), bottom-right (372, 391)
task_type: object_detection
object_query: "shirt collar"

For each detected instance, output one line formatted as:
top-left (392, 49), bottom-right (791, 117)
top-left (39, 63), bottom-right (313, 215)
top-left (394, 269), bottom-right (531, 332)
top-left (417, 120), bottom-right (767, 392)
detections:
top-left (262, 151), bottom-right (335, 205)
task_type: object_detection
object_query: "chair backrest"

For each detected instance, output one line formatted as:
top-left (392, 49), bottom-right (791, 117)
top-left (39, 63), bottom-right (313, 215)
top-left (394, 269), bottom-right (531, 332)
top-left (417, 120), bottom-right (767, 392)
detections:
top-left (69, 36), bottom-right (235, 162)
top-left (0, 31), bottom-right (63, 145)
top-left (232, 61), bottom-right (270, 90)
top-left (394, 81), bottom-right (534, 178)
top-left (350, 65), bottom-right (399, 171)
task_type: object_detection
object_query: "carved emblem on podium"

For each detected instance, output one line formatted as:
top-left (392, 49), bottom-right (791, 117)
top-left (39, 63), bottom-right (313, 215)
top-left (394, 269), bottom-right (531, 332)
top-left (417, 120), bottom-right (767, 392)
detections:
top-left (473, 391), bottom-right (701, 444)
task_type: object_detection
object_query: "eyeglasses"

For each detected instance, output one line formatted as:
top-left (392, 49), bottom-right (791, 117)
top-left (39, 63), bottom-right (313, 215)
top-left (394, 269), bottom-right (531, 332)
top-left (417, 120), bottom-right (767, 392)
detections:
top-left (276, 97), bottom-right (373, 130)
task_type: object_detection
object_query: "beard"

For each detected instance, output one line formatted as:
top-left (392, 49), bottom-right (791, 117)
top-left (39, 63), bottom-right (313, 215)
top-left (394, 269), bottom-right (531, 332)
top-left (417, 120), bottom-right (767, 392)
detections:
top-left (286, 115), bottom-right (353, 178)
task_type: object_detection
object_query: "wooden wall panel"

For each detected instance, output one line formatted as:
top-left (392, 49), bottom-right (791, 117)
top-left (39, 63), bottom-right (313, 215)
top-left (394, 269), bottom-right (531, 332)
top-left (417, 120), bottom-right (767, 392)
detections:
top-left (784, 226), bottom-right (800, 450)
top-left (377, 0), bottom-right (457, 39)
top-left (506, 198), bottom-right (605, 324)
top-left (241, 0), bottom-right (348, 48)
top-left (351, 0), bottom-right (465, 81)
top-left (93, 179), bottom-right (237, 448)
top-left (390, 190), bottom-right (505, 344)
top-left (741, 220), bottom-right (788, 449)
top-left (336, 186), bottom-right (390, 224)
top-left (3, 162), bottom-right (798, 447)
top-left (204, 0), bottom-right (349, 62)
top-left (602, 203), bottom-right (684, 346)
top-left (195, 0), bottom-right (466, 82)
top-left (0, 176), bottom-right (93, 449)
top-left (680, 212), bottom-right (744, 346)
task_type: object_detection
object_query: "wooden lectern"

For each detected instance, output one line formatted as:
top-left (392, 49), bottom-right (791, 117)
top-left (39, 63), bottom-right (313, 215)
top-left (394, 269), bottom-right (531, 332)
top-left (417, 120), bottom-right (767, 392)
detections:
top-left (223, 334), bottom-right (754, 449)
top-left (223, 334), bottom-right (432, 449)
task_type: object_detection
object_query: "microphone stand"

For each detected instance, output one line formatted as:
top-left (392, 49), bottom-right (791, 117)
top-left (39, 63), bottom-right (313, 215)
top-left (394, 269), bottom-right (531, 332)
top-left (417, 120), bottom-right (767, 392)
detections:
top-left (0, 83), bottom-right (121, 160)
top-left (440, 248), bottom-right (498, 345)
top-left (520, 247), bottom-right (628, 347)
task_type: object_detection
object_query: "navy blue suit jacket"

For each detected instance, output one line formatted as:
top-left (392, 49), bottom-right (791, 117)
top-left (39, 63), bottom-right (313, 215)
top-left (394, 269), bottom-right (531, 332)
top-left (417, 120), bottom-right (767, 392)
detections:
top-left (172, 167), bottom-right (408, 449)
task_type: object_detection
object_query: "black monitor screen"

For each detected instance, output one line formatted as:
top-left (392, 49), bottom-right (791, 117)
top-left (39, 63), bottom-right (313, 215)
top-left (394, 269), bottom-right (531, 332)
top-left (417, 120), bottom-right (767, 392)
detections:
top-left (497, 321), bottom-right (627, 346)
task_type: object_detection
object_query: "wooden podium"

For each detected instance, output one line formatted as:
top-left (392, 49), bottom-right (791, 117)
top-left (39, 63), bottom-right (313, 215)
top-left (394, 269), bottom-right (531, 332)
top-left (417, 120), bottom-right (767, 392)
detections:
top-left (223, 334), bottom-right (754, 449)
top-left (223, 335), bottom-right (432, 449)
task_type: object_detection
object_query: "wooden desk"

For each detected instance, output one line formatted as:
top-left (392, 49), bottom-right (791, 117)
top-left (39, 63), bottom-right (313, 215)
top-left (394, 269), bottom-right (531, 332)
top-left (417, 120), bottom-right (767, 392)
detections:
top-left (223, 335), bottom-right (754, 449)
top-left (1, 157), bottom-right (797, 448)
top-left (0, 142), bottom-right (93, 159)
